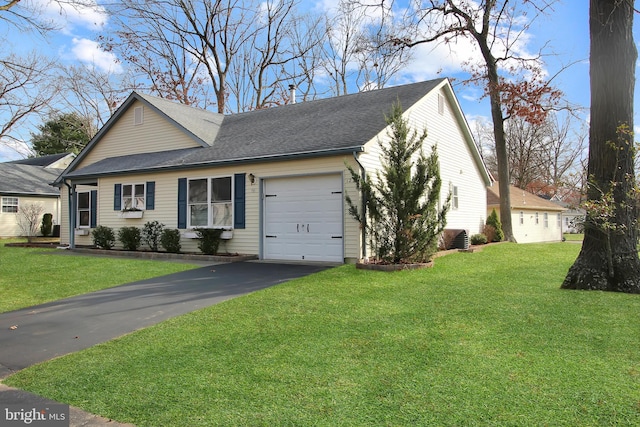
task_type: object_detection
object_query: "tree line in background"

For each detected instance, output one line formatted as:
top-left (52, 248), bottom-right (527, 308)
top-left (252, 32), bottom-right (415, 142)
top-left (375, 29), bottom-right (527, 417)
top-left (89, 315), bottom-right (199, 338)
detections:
top-left (1, 0), bottom-right (586, 199)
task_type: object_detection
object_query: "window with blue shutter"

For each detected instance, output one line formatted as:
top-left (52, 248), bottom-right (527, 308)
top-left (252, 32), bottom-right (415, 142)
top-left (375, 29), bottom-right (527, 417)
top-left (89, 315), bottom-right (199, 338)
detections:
top-left (90, 190), bottom-right (97, 228)
top-left (146, 181), bottom-right (155, 210)
top-left (177, 178), bottom-right (187, 229)
top-left (234, 173), bottom-right (246, 229)
top-left (114, 184), bottom-right (122, 210)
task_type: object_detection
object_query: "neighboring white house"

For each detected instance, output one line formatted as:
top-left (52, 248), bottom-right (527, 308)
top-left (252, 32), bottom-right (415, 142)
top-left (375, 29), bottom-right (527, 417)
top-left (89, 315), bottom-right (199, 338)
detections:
top-left (487, 183), bottom-right (566, 243)
top-left (55, 79), bottom-right (492, 263)
top-left (552, 200), bottom-right (585, 233)
top-left (0, 153), bottom-right (74, 237)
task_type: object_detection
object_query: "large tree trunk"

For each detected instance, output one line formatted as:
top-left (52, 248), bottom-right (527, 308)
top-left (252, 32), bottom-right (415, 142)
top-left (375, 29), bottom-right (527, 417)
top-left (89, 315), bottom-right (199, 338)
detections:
top-left (562, 0), bottom-right (640, 293)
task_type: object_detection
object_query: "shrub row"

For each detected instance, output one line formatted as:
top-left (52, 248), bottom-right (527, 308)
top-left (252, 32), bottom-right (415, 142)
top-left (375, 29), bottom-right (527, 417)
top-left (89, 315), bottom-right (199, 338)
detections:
top-left (91, 221), bottom-right (181, 253)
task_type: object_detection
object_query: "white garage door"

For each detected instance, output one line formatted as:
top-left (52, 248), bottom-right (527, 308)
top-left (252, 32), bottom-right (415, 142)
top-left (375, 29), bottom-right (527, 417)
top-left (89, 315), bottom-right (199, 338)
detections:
top-left (263, 174), bottom-right (344, 262)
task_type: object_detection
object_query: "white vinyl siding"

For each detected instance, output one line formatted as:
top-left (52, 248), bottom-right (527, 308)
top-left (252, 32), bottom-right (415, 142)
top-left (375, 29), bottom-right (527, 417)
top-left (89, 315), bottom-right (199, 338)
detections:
top-left (78, 100), bottom-right (203, 168)
top-left (360, 82), bottom-right (488, 236)
top-left (59, 156), bottom-right (360, 261)
top-left (495, 208), bottom-right (564, 243)
top-left (0, 196), bottom-right (59, 237)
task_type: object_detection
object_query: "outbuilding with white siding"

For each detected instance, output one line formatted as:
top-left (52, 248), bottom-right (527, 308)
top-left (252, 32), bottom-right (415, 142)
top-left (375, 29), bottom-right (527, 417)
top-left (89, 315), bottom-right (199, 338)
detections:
top-left (55, 79), bottom-right (492, 263)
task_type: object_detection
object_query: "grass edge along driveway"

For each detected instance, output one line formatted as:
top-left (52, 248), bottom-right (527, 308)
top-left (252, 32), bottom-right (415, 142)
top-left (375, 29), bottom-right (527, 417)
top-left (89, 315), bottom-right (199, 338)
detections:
top-left (5, 243), bottom-right (640, 426)
top-left (0, 243), bottom-right (199, 313)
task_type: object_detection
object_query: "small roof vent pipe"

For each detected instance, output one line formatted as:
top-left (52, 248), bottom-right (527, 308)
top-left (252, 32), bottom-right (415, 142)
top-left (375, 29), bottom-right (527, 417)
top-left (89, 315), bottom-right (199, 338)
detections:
top-left (289, 84), bottom-right (296, 104)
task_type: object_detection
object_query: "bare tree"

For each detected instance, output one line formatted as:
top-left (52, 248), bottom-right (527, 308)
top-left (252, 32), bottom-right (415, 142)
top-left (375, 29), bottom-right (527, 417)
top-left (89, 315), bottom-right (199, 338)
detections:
top-left (385, 0), bottom-right (563, 242)
top-left (0, 52), bottom-right (58, 155)
top-left (106, 0), bottom-right (316, 114)
top-left (563, 0), bottom-right (640, 293)
top-left (322, 0), bottom-right (368, 96)
top-left (17, 202), bottom-right (45, 242)
top-left (227, 0), bottom-right (322, 111)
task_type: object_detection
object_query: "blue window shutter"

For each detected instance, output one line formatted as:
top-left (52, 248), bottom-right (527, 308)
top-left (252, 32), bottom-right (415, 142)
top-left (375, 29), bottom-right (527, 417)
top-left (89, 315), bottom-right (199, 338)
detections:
top-left (114, 184), bottom-right (122, 211)
top-left (178, 178), bottom-right (187, 229)
top-left (146, 181), bottom-right (155, 210)
top-left (90, 190), bottom-right (97, 228)
top-left (234, 173), bottom-right (246, 229)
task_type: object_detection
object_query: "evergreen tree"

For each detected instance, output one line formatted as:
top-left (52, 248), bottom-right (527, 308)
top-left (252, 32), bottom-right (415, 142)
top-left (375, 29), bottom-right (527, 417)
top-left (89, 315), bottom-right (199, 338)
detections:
top-left (346, 102), bottom-right (450, 263)
top-left (31, 112), bottom-right (93, 155)
top-left (486, 209), bottom-right (504, 242)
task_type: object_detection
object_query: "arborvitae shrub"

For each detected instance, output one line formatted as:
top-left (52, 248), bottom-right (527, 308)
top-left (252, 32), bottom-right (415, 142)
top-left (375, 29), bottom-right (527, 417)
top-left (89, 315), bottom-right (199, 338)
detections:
top-left (40, 213), bottom-right (53, 237)
top-left (486, 209), bottom-right (504, 242)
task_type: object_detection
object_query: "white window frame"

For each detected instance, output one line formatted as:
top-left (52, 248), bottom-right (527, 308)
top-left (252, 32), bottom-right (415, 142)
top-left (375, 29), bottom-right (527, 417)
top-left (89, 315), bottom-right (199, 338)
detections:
top-left (557, 214), bottom-right (561, 228)
top-left (77, 191), bottom-right (91, 228)
top-left (535, 212), bottom-right (539, 225)
top-left (122, 183), bottom-right (146, 211)
top-left (519, 211), bottom-right (524, 225)
top-left (544, 212), bottom-right (549, 228)
top-left (187, 176), bottom-right (233, 229)
top-left (1, 197), bottom-right (18, 213)
top-left (451, 185), bottom-right (459, 209)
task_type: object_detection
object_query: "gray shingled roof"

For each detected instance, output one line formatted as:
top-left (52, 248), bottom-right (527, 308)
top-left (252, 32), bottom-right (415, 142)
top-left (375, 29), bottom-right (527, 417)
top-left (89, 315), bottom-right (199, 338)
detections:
top-left (8, 153), bottom-right (70, 167)
top-left (64, 79), bottom-right (446, 179)
top-left (0, 163), bottom-right (61, 196)
top-left (136, 93), bottom-right (223, 146)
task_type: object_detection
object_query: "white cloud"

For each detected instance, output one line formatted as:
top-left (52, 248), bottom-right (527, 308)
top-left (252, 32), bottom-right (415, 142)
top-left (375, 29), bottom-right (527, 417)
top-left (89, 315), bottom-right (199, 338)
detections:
top-left (71, 38), bottom-right (123, 74)
top-left (31, 0), bottom-right (109, 34)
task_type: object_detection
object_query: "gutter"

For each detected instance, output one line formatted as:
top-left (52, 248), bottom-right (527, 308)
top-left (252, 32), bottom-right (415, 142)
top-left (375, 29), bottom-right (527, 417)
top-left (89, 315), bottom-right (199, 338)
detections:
top-left (353, 151), bottom-right (367, 260)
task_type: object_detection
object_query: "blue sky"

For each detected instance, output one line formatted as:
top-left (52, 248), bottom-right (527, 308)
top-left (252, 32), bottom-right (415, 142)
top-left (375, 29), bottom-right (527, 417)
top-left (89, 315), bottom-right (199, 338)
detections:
top-left (0, 1), bottom-right (637, 162)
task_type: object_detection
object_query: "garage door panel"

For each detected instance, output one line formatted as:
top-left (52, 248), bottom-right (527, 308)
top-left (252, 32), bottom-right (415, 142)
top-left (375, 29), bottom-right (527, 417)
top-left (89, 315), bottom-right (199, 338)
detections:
top-left (264, 174), bottom-right (344, 262)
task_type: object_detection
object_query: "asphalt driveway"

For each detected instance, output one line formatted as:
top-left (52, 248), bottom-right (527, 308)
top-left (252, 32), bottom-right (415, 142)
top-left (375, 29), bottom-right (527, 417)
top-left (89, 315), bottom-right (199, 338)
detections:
top-left (0, 261), bottom-right (330, 379)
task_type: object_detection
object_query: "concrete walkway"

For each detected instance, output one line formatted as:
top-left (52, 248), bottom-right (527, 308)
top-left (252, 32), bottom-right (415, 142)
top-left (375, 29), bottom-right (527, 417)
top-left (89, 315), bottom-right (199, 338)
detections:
top-left (0, 260), bottom-right (330, 426)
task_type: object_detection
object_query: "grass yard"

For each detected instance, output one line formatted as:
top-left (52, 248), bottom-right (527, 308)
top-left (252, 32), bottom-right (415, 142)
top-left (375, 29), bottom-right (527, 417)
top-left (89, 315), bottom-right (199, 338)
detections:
top-left (4, 243), bottom-right (640, 426)
top-left (563, 233), bottom-right (584, 241)
top-left (0, 240), bottom-right (199, 313)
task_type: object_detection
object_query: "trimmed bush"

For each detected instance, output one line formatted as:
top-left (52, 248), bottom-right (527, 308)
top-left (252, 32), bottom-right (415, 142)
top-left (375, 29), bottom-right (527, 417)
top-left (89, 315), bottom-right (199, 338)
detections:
top-left (92, 225), bottom-right (115, 250)
top-left (161, 229), bottom-right (182, 253)
top-left (40, 213), bottom-right (53, 237)
top-left (486, 209), bottom-right (504, 242)
top-left (142, 221), bottom-right (165, 252)
top-left (470, 233), bottom-right (488, 245)
top-left (195, 228), bottom-right (223, 255)
top-left (118, 226), bottom-right (142, 251)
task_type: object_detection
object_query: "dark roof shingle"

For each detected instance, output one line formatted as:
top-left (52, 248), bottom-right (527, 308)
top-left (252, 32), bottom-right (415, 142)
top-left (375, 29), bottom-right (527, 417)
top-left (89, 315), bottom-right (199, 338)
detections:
top-left (65, 79), bottom-right (446, 178)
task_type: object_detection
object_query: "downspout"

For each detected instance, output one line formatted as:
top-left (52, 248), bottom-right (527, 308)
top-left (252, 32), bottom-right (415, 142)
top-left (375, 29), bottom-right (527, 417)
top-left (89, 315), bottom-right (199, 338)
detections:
top-left (353, 151), bottom-right (367, 259)
top-left (64, 180), bottom-right (76, 249)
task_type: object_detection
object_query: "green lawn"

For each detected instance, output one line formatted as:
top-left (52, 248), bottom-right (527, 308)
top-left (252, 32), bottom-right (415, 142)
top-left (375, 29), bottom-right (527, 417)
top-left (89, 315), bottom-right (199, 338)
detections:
top-left (4, 243), bottom-right (640, 426)
top-left (563, 233), bottom-right (584, 241)
top-left (0, 240), bottom-right (199, 313)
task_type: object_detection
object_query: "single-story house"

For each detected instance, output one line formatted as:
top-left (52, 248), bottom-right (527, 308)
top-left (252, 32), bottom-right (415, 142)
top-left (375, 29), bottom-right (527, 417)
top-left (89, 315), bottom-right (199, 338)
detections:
top-left (0, 153), bottom-right (74, 237)
top-left (487, 183), bottom-right (566, 243)
top-left (55, 78), bottom-right (492, 263)
top-left (551, 199), bottom-right (585, 233)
